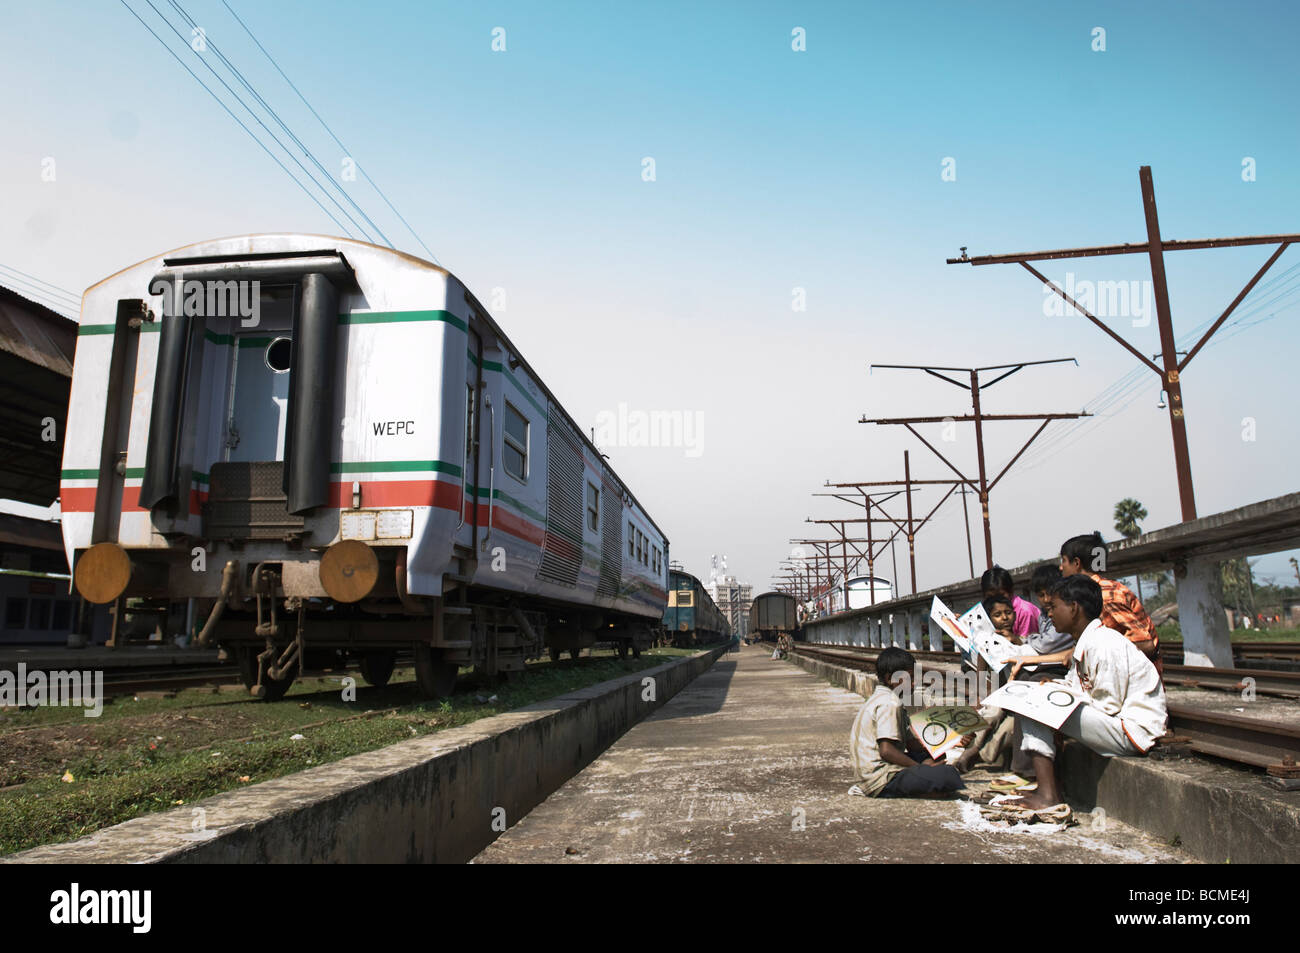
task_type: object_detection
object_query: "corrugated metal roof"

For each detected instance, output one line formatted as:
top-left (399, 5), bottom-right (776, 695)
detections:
top-left (0, 285), bottom-right (77, 378)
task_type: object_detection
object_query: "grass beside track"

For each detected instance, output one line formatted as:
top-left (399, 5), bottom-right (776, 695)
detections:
top-left (1157, 623), bottom-right (1300, 643)
top-left (0, 646), bottom-right (700, 856)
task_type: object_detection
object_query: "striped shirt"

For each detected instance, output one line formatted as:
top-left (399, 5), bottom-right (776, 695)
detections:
top-left (1086, 573), bottom-right (1162, 676)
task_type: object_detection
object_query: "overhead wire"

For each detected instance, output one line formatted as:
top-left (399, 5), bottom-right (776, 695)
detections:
top-left (139, 0), bottom-right (375, 241)
top-left (117, 0), bottom-right (357, 238)
top-left (167, 0), bottom-right (394, 249)
top-left (1014, 256), bottom-right (1300, 471)
top-left (0, 263), bottom-right (80, 304)
top-left (218, 0), bottom-right (440, 265)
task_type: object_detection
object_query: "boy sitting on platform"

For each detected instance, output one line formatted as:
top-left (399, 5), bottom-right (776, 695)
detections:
top-left (849, 647), bottom-right (965, 798)
top-left (1006, 575), bottom-right (1167, 813)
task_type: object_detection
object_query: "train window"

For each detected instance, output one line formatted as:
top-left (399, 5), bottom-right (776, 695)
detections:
top-left (4, 598), bottom-right (27, 630)
top-left (587, 482), bottom-right (599, 532)
top-left (29, 599), bottom-right (51, 630)
top-left (628, 522), bottom-right (635, 558)
top-left (503, 402), bottom-right (528, 482)
top-left (265, 337), bottom-right (292, 372)
top-left (52, 600), bottom-right (72, 631)
top-left (636, 531), bottom-right (644, 563)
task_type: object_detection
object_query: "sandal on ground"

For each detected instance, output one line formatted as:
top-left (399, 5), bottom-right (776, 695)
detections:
top-left (984, 797), bottom-right (1073, 824)
top-left (989, 775), bottom-right (1037, 793)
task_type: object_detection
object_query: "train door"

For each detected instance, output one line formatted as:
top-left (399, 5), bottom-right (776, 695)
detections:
top-left (225, 286), bottom-right (296, 463)
top-left (462, 327), bottom-right (483, 548)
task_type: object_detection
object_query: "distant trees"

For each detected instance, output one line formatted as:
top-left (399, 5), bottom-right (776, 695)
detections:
top-left (1113, 497), bottom-right (1149, 600)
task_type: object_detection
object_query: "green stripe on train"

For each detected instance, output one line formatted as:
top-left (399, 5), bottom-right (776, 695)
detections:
top-left (330, 460), bottom-right (462, 477)
top-left (78, 309), bottom-right (467, 338)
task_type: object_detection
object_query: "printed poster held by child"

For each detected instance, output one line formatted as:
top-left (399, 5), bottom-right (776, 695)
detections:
top-left (931, 596), bottom-right (1019, 675)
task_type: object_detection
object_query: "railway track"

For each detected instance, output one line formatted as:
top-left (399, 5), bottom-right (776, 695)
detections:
top-left (1165, 704), bottom-right (1300, 771)
top-left (796, 638), bottom-right (1300, 662)
top-left (1223, 641), bottom-right (1300, 661)
top-left (1162, 664), bottom-right (1300, 699)
top-left (101, 665), bottom-right (243, 697)
top-left (797, 641), bottom-right (1300, 696)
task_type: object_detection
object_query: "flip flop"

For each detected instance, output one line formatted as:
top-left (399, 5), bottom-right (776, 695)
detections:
top-left (989, 775), bottom-right (1034, 792)
top-left (1031, 803), bottom-right (1073, 824)
top-left (985, 797), bottom-right (1073, 824)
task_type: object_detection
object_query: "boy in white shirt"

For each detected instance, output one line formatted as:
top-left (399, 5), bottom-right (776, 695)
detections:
top-left (1009, 574), bottom-right (1167, 812)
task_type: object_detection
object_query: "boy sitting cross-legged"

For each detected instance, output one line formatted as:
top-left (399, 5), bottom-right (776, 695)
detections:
top-left (849, 647), bottom-right (966, 798)
top-left (1008, 574), bottom-right (1167, 812)
top-left (952, 592), bottom-right (1018, 774)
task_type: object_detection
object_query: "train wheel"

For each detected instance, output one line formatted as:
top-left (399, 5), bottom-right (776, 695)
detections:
top-left (549, 646), bottom-right (562, 662)
top-left (615, 641), bottom-right (628, 660)
top-left (414, 645), bottom-right (458, 698)
top-left (631, 642), bottom-right (641, 659)
top-left (359, 650), bottom-right (396, 688)
top-left (569, 647), bottom-right (582, 660)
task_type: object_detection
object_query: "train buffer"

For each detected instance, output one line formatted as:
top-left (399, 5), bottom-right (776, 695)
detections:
top-left (474, 645), bottom-right (1193, 864)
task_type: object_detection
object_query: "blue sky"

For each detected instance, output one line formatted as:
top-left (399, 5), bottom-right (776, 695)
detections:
top-left (2, 0), bottom-right (1299, 591)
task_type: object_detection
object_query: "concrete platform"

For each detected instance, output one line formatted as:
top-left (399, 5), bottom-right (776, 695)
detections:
top-left (474, 644), bottom-right (1191, 863)
top-left (5, 648), bottom-right (727, 863)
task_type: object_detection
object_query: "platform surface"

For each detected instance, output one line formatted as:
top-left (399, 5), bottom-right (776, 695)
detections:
top-left (475, 644), bottom-right (1192, 863)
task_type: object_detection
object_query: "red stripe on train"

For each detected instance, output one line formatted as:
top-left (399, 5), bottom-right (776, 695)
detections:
top-left (58, 479), bottom-right (550, 548)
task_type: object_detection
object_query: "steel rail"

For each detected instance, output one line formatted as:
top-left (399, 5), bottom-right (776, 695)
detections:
top-left (1166, 704), bottom-right (1300, 770)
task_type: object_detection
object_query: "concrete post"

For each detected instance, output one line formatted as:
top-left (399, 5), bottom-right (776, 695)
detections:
top-left (1175, 555), bottom-right (1234, 668)
top-left (892, 613), bottom-right (906, 648)
top-left (927, 611), bottom-right (943, 652)
top-left (908, 609), bottom-right (924, 650)
top-left (869, 616), bottom-right (881, 648)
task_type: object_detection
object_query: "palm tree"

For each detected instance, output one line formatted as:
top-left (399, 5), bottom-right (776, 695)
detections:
top-left (1113, 497), bottom-right (1148, 600)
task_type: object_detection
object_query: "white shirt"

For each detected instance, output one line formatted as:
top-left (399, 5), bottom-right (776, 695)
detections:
top-left (848, 685), bottom-right (908, 795)
top-left (1068, 618), bottom-right (1168, 751)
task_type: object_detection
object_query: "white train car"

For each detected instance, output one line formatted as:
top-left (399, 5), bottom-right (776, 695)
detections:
top-left (62, 235), bottom-right (668, 698)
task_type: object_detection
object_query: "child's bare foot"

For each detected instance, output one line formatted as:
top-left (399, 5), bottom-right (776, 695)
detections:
top-left (1010, 790), bottom-right (1059, 810)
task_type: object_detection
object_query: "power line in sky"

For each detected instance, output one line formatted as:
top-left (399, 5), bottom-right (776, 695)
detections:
top-left (0, 263), bottom-right (79, 316)
top-left (167, 0), bottom-right (394, 249)
top-left (137, 0), bottom-right (377, 242)
top-left (1014, 261), bottom-right (1300, 472)
top-left (218, 0), bottom-right (441, 265)
top-left (120, 0), bottom-right (440, 265)
top-left (118, 0), bottom-right (358, 239)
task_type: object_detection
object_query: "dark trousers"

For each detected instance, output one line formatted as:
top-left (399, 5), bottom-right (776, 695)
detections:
top-left (1015, 664), bottom-right (1068, 681)
top-left (879, 763), bottom-right (965, 797)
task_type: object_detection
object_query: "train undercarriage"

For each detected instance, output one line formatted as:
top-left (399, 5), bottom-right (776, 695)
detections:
top-left (201, 566), bottom-right (661, 699)
top-left (82, 542), bottom-right (662, 701)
